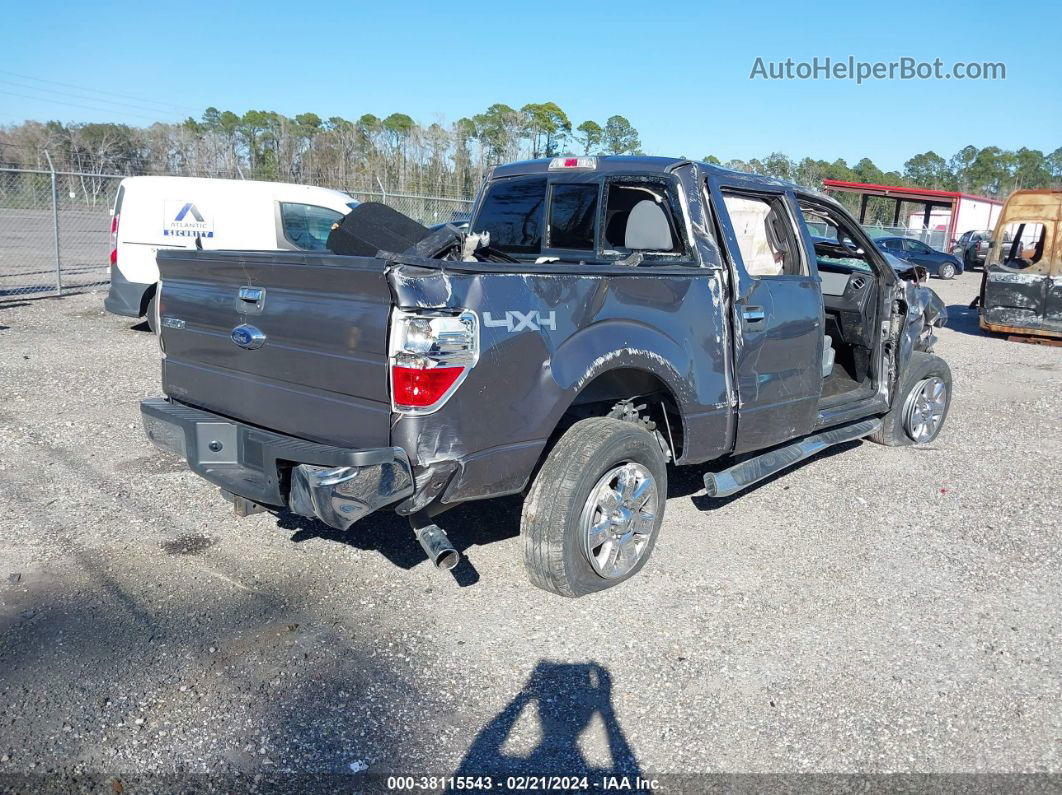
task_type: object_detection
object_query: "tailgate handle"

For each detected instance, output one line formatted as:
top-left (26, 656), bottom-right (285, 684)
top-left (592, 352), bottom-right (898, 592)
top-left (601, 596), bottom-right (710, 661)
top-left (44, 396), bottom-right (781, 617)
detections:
top-left (237, 287), bottom-right (265, 313)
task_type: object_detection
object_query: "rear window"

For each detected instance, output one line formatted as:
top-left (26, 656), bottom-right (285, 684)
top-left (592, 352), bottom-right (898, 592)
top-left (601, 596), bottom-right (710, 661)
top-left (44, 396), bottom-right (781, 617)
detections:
top-left (602, 180), bottom-right (682, 255)
top-left (280, 202), bottom-right (344, 251)
top-left (474, 177), bottom-right (546, 254)
top-left (549, 184), bottom-right (598, 250)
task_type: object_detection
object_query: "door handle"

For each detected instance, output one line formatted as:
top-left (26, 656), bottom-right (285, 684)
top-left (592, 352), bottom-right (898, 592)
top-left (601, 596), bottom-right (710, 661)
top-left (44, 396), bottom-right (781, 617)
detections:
top-left (236, 286), bottom-right (265, 314)
top-left (742, 306), bottom-right (766, 326)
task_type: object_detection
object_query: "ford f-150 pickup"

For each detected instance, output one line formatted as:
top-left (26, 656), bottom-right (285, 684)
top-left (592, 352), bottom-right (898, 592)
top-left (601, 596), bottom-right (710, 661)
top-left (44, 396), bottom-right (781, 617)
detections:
top-left (141, 156), bottom-right (949, 596)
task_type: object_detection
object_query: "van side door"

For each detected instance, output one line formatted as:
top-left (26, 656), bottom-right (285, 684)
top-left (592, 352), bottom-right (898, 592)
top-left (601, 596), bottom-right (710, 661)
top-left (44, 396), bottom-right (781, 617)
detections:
top-left (707, 179), bottom-right (823, 453)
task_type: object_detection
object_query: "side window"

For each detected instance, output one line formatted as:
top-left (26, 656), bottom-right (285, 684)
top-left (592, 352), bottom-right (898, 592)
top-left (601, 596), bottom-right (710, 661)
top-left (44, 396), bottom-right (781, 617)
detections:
top-left (602, 180), bottom-right (683, 256)
top-left (548, 183), bottom-right (597, 250)
top-left (722, 193), bottom-right (805, 277)
top-left (474, 177), bottom-right (546, 255)
top-left (999, 221), bottom-right (1047, 268)
top-left (280, 203), bottom-right (343, 250)
top-left (905, 239), bottom-right (930, 253)
top-left (881, 239), bottom-right (901, 250)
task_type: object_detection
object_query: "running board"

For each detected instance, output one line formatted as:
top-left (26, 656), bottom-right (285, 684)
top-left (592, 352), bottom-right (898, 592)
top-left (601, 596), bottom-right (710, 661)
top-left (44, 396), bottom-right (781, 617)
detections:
top-left (703, 417), bottom-right (882, 498)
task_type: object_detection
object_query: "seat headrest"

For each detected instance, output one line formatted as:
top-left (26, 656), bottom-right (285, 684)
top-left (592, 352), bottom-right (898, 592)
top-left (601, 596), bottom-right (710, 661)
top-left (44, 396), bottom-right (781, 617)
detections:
top-left (624, 200), bottom-right (672, 251)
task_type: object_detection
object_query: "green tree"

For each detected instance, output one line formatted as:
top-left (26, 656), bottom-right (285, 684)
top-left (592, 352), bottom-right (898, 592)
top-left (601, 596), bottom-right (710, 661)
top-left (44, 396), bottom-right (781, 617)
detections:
top-left (762, 152), bottom-right (794, 181)
top-left (903, 151), bottom-right (950, 189)
top-left (948, 145), bottom-right (978, 192)
top-left (1012, 147), bottom-right (1051, 190)
top-left (521, 102), bottom-right (571, 158)
top-left (966, 146), bottom-right (1007, 195)
top-left (575, 121), bottom-right (603, 155)
top-left (602, 115), bottom-right (640, 155)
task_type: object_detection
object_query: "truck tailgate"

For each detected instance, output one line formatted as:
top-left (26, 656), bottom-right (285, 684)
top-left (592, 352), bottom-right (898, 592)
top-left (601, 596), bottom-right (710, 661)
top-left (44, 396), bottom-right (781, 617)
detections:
top-left (156, 250), bottom-right (392, 449)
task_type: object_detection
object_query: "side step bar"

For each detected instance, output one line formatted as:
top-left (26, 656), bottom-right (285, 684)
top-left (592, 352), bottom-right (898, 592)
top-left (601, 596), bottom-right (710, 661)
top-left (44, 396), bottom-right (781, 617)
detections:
top-left (703, 417), bottom-right (882, 498)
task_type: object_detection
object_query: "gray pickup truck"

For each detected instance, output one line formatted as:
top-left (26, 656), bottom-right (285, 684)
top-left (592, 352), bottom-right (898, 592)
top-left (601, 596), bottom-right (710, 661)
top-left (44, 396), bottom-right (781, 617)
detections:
top-left (141, 156), bottom-right (950, 596)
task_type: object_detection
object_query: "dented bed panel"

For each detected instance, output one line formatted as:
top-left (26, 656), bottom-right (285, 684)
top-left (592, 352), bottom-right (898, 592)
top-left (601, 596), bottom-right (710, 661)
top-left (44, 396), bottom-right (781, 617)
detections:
top-left (386, 263), bottom-right (734, 497)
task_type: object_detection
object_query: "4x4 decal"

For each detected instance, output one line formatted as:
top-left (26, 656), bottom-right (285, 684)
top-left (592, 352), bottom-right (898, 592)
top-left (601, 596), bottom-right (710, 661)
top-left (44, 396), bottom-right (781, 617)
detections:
top-left (482, 310), bottom-right (557, 332)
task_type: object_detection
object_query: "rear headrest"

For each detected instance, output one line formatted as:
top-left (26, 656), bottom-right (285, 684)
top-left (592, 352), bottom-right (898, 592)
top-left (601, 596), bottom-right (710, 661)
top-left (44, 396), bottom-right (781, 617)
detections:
top-left (624, 200), bottom-right (672, 251)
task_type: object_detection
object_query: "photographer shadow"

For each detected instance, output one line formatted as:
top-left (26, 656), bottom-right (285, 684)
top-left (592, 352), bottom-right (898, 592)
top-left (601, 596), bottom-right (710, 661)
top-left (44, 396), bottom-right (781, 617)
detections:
top-left (454, 661), bottom-right (640, 780)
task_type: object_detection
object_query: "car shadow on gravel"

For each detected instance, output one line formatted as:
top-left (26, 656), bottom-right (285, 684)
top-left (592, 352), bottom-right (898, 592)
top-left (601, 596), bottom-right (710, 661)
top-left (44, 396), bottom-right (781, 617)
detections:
top-left (0, 556), bottom-right (434, 788)
top-left (944, 302), bottom-right (994, 338)
top-left (276, 496), bottom-right (525, 589)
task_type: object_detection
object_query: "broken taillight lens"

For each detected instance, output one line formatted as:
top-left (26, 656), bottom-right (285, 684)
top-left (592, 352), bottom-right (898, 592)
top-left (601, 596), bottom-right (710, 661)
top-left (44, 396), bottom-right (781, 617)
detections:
top-left (389, 309), bottom-right (478, 414)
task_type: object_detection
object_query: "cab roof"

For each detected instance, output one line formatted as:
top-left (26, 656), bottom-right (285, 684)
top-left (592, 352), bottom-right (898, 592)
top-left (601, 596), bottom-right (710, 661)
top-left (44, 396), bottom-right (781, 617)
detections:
top-left (490, 155), bottom-right (806, 193)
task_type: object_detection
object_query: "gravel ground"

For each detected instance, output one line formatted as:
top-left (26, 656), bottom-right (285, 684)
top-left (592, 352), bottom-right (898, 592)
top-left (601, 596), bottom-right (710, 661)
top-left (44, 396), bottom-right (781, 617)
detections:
top-left (0, 273), bottom-right (1059, 789)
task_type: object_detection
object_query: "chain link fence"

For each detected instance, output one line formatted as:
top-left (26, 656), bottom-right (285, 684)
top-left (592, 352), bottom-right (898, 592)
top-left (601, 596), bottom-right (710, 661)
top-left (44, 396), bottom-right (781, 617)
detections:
top-left (0, 167), bottom-right (119, 298)
top-left (0, 166), bottom-right (473, 301)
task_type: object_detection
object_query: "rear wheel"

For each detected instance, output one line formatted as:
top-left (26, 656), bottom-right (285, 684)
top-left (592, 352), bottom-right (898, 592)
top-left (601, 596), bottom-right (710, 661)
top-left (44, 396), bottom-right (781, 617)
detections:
top-left (521, 418), bottom-right (667, 597)
top-left (870, 352), bottom-right (951, 446)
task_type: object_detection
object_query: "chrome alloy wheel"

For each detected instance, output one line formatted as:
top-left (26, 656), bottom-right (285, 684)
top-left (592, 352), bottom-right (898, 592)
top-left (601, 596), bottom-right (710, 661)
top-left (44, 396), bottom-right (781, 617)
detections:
top-left (581, 462), bottom-right (659, 579)
top-left (903, 376), bottom-right (948, 443)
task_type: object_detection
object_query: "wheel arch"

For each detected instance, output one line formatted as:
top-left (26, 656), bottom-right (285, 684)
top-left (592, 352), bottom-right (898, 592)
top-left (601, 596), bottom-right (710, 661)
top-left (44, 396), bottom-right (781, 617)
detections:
top-left (548, 364), bottom-right (687, 462)
top-left (138, 282), bottom-right (157, 317)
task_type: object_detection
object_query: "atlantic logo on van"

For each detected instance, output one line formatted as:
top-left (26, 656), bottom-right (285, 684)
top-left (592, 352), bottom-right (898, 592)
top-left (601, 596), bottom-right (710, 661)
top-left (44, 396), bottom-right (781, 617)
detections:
top-left (163, 199), bottom-right (214, 238)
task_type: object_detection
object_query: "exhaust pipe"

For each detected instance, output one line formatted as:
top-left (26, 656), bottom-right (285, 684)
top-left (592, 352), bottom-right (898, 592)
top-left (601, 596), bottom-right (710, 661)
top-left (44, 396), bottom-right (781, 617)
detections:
top-left (411, 515), bottom-right (459, 571)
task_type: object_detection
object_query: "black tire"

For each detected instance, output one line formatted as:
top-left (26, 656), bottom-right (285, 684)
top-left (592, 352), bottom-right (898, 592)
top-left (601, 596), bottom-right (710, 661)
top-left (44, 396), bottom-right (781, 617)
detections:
top-left (870, 352), bottom-right (952, 447)
top-left (145, 294), bottom-right (158, 334)
top-left (938, 262), bottom-right (957, 280)
top-left (521, 418), bottom-right (667, 597)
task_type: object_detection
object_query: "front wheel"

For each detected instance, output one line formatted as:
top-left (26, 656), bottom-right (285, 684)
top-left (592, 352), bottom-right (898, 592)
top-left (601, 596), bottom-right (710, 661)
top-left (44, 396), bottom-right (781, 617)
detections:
top-left (521, 418), bottom-right (667, 597)
top-left (870, 352), bottom-right (952, 446)
top-left (938, 262), bottom-right (957, 280)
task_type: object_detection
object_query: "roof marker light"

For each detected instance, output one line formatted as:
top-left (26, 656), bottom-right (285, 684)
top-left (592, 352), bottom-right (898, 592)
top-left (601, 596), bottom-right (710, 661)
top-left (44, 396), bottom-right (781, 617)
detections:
top-left (549, 156), bottom-right (597, 170)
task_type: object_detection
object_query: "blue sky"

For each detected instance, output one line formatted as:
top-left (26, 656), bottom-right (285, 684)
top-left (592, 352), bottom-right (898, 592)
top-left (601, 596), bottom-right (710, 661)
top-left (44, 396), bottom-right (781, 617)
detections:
top-left (3, 0), bottom-right (1059, 171)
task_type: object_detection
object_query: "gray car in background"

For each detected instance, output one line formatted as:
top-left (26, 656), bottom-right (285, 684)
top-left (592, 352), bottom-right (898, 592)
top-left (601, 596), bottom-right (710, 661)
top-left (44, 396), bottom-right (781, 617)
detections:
top-left (875, 236), bottom-right (964, 279)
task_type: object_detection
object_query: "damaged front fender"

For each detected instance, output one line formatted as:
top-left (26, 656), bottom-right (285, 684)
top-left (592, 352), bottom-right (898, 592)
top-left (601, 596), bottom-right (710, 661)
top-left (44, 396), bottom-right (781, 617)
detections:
top-left (898, 280), bottom-right (948, 365)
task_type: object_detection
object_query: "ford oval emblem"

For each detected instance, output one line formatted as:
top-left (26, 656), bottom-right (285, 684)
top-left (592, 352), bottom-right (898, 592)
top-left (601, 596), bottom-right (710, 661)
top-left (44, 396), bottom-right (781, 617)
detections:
top-left (230, 324), bottom-right (266, 350)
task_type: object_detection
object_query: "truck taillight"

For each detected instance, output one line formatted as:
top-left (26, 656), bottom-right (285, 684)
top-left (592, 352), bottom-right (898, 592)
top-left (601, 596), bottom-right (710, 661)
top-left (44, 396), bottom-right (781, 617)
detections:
top-left (109, 212), bottom-right (120, 266)
top-left (389, 309), bottom-right (478, 414)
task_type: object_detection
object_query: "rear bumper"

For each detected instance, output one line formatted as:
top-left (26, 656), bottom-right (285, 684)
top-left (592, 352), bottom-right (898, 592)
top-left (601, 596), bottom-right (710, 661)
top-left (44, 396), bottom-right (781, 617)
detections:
top-left (104, 267), bottom-right (150, 318)
top-left (140, 398), bottom-right (414, 530)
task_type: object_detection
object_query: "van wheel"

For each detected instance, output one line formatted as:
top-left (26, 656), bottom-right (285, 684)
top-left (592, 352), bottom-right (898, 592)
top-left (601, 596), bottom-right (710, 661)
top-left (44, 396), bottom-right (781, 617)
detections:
top-left (870, 352), bottom-right (952, 446)
top-left (145, 295), bottom-right (157, 334)
top-left (521, 418), bottom-right (667, 597)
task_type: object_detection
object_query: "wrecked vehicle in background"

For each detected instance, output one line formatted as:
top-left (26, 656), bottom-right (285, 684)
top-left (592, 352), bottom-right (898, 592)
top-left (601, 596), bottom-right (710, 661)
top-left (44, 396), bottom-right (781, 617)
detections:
top-left (140, 156), bottom-right (950, 597)
top-left (979, 189), bottom-right (1062, 340)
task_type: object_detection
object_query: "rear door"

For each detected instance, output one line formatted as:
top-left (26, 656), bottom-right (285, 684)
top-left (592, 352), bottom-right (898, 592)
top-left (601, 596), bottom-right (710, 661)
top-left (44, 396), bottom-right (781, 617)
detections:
top-left (157, 250), bottom-right (393, 449)
top-left (708, 179), bottom-right (823, 453)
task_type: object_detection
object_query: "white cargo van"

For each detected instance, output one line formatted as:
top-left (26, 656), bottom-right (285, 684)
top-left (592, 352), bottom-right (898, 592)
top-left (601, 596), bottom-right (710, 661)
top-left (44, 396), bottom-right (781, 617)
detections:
top-left (104, 176), bottom-right (358, 327)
